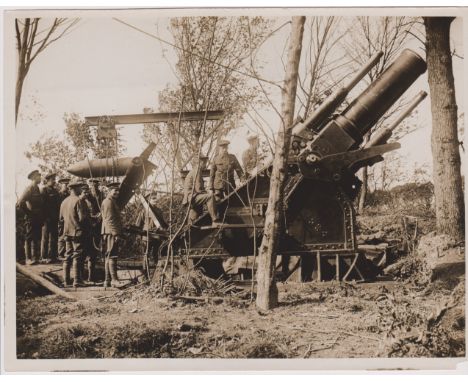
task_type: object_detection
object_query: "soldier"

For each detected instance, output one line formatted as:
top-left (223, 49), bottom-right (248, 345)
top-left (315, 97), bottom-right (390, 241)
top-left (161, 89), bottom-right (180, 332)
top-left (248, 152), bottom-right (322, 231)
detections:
top-left (40, 172), bottom-right (61, 263)
top-left (183, 155), bottom-right (219, 225)
top-left (101, 182), bottom-right (128, 288)
top-left (79, 184), bottom-right (100, 284)
top-left (57, 177), bottom-right (70, 260)
top-left (135, 190), bottom-right (168, 278)
top-left (242, 134), bottom-right (260, 178)
top-left (209, 140), bottom-right (245, 202)
top-left (17, 170), bottom-right (44, 265)
top-left (59, 180), bottom-right (87, 287)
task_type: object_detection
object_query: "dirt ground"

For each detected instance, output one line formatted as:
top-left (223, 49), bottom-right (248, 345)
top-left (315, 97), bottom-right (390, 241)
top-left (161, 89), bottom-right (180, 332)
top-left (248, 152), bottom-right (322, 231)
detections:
top-left (16, 275), bottom-right (465, 359)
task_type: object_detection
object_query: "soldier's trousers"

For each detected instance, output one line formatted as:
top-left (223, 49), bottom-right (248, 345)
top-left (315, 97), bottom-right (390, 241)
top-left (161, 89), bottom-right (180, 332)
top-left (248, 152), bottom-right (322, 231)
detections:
top-left (24, 217), bottom-right (43, 261)
top-left (102, 234), bottom-right (121, 259)
top-left (189, 193), bottom-right (218, 223)
top-left (58, 234), bottom-right (66, 258)
top-left (41, 220), bottom-right (58, 260)
top-left (64, 236), bottom-right (83, 263)
top-left (82, 233), bottom-right (97, 261)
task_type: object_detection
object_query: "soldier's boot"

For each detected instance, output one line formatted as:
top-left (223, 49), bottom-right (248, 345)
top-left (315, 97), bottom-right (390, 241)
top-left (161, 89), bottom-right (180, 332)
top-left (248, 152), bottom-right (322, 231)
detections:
top-left (24, 241), bottom-right (32, 265)
top-left (71, 258), bottom-right (85, 287)
top-left (104, 258), bottom-right (111, 288)
top-left (109, 258), bottom-right (129, 288)
top-left (87, 258), bottom-right (96, 283)
top-left (62, 261), bottom-right (72, 287)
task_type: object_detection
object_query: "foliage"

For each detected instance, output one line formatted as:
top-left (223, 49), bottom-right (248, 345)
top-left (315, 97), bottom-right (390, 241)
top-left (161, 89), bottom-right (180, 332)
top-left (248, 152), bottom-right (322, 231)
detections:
top-left (25, 113), bottom-right (121, 175)
top-left (143, 16), bottom-right (273, 186)
top-left (15, 18), bottom-right (79, 123)
top-left (24, 133), bottom-right (76, 177)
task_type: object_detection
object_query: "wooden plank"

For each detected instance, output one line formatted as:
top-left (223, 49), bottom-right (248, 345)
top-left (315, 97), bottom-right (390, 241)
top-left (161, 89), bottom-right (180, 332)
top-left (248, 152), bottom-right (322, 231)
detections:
top-left (16, 262), bottom-right (76, 300)
top-left (85, 110), bottom-right (224, 126)
top-left (198, 223), bottom-right (264, 230)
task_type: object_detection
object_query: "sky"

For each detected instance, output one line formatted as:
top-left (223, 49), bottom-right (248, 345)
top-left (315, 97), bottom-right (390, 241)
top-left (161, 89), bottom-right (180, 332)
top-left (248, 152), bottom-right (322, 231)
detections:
top-left (13, 15), bottom-right (464, 193)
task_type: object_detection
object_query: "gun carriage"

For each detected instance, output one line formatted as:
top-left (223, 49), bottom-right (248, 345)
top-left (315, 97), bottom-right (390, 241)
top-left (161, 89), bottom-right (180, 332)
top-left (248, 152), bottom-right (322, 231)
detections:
top-left (67, 49), bottom-right (428, 283)
top-left (166, 49), bottom-right (428, 282)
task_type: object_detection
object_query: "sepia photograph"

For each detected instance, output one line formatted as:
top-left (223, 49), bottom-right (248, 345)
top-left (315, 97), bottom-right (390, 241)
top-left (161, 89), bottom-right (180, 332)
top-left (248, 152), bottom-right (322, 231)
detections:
top-left (2, 6), bottom-right (466, 372)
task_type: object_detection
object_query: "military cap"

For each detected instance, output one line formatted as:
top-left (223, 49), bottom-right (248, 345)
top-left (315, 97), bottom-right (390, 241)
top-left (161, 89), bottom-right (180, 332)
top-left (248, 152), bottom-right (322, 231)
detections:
top-left (27, 170), bottom-right (41, 180)
top-left (68, 180), bottom-right (84, 188)
top-left (44, 172), bottom-right (57, 180)
top-left (107, 182), bottom-right (121, 190)
top-left (58, 178), bottom-right (71, 184)
top-left (247, 134), bottom-right (259, 142)
top-left (218, 139), bottom-right (230, 147)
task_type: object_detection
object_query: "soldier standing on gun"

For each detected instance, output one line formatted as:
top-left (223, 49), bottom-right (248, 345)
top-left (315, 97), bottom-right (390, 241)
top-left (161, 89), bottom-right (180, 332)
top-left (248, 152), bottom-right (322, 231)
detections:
top-left (209, 140), bottom-right (244, 221)
top-left (242, 134), bottom-right (260, 178)
top-left (59, 180), bottom-right (87, 287)
top-left (57, 178), bottom-right (70, 260)
top-left (134, 190), bottom-right (168, 279)
top-left (183, 155), bottom-right (219, 225)
top-left (17, 170), bottom-right (44, 265)
top-left (40, 173), bottom-right (61, 264)
top-left (101, 182), bottom-right (128, 288)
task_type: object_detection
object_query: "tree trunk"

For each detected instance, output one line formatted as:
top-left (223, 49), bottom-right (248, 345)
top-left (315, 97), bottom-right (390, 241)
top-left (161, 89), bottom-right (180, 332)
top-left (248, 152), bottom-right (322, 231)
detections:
top-left (358, 166), bottom-right (368, 213)
top-left (15, 71), bottom-right (25, 123)
top-left (424, 17), bottom-right (464, 241)
top-left (256, 16), bottom-right (305, 310)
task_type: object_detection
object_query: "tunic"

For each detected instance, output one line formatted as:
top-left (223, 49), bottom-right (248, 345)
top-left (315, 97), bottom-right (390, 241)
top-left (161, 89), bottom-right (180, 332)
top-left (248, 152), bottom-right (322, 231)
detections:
top-left (59, 194), bottom-right (87, 237)
top-left (242, 147), bottom-right (259, 176)
top-left (101, 197), bottom-right (123, 236)
top-left (209, 153), bottom-right (244, 194)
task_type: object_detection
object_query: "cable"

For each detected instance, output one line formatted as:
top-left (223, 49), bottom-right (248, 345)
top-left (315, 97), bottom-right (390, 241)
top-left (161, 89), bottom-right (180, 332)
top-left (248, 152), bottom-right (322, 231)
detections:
top-left (112, 17), bottom-right (282, 89)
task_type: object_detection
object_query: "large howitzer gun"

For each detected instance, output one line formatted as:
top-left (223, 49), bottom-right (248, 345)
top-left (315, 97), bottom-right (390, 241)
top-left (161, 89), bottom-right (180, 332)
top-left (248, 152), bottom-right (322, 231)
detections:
top-left (291, 49), bottom-right (427, 185)
top-left (161, 49), bottom-right (429, 283)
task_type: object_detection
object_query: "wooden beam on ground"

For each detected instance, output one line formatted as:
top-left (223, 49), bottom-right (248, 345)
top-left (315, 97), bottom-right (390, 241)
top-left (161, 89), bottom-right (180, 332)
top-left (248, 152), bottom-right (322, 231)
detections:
top-left (16, 262), bottom-right (76, 301)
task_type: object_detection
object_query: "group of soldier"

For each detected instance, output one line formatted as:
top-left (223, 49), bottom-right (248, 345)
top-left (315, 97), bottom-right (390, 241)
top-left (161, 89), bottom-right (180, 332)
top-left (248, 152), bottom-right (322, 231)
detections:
top-left (17, 135), bottom-right (260, 288)
top-left (17, 172), bottom-right (129, 287)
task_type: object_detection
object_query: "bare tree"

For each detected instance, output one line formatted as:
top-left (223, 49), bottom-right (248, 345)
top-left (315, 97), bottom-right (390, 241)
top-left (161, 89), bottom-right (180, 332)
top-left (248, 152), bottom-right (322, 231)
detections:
top-left (256, 16), bottom-right (306, 311)
top-left (424, 17), bottom-right (464, 241)
top-left (341, 16), bottom-right (418, 212)
top-left (296, 16), bottom-right (350, 120)
top-left (15, 18), bottom-right (79, 123)
top-left (142, 16), bottom-right (272, 188)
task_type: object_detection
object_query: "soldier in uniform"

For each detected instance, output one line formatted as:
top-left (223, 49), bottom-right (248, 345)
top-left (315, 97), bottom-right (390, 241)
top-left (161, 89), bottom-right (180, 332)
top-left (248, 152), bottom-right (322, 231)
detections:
top-left (183, 155), bottom-right (219, 225)
top-left (59, 180), bottom-right (87, 287)
top-left (40, 173), bottom-right (61, 263)
top-left (57, 177), bottom-right (70, 260)
top-left (101, 182), bottom-right (128, 288)
top-left (79, 184), bottom-right (101, 283)
top-left (17, 170), bottom-right (44, 265)
top-left (134, 190), bottom-right (168, 278)
top-left (242, 134), bottom-right (260, 178)
top-left (209, 140), bottom-right (245, 201)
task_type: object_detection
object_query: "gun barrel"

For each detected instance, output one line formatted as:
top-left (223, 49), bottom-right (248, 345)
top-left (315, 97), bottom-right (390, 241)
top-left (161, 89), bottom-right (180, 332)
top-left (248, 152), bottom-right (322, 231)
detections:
top-left (335, 49), bottom-right (427, 142)
top-left (291, 51), bottom-right (383, 137)
top-left (345, 51), bottom-right (383, 91)
top-left (366, 90), bottom-right (428, 148)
